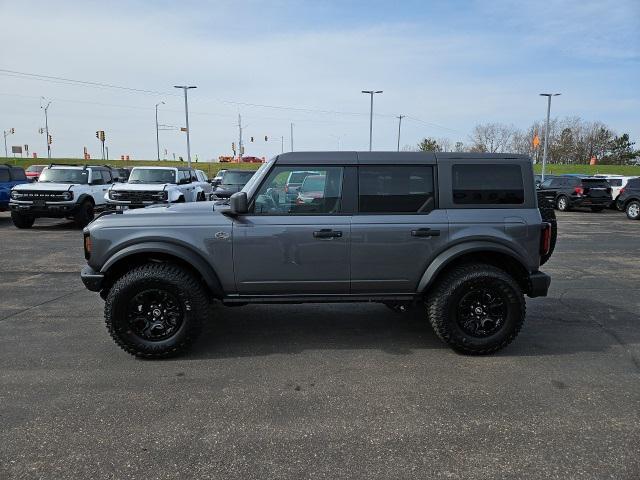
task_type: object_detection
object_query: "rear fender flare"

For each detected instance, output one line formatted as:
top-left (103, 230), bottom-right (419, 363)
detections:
top-left (417, 241), bottom-right (529, 293)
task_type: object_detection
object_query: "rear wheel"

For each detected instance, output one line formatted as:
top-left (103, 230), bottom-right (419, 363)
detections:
top-left (11, 212), bottom-right (35, 229)
top-left (626, 200), bottom-right (640, 220)
top-left (74, 200), bottom-right (95, 227)
top-left (426, 263), bottom-right (525, 355)
top-left (556, 195), bottom-right (570, 211)
top-left (105, 263), bottom-right (208, 358)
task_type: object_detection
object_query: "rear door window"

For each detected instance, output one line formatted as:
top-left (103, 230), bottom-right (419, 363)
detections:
top-left (452, 164), bottom-right (524, 205)
top-left (358, 166), bottom-right (435, 213)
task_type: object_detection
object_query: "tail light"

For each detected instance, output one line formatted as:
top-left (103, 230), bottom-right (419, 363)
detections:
top-left (540, 223), bottom-right (551, 257)
top-left (83, 232), bottom-right (92, 260)
top-left (619, 187), bottom-right (626, 195)
top-left (574, 186), bottom-right (584, 195)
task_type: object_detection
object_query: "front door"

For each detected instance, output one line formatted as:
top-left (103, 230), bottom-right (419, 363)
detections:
top-left (233, 164), bottom-right (350, 295)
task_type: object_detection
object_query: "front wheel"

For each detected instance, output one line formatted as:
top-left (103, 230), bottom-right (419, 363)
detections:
top-left (426, 263), bottom-right (525, 354)
top-left (11, 212), bottom-right (35, 229)
top-left (626, 200), bottom-right (640, 220)
top-left (104, 263), bottom-right (209, 358)
top-left (74, 200), bottom-right (95, 227)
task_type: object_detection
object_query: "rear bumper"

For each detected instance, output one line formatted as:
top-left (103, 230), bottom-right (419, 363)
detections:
top-left (571, 196), bottom-right (611, 207)
top-left (81, 265), bottom-right (104, 292)
top-left (528, 271), bottom-right (551, 298)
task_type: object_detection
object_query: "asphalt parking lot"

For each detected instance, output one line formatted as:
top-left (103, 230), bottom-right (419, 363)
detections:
top-left (0, 209), bottom-right (638, 479)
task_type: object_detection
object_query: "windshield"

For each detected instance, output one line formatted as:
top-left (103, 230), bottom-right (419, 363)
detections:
top-left (241, 159), bottom-right (274, 196)
top-left (222, 171), bottom-right (255, 185)
top-left (128, 168), bottom-right (176, 184)
top-left (26, 165), bottom-right (45, 173)
top-left (39, 168), bottom-right (89, 184)
top-left (289, 171), bottom-right (319, 184)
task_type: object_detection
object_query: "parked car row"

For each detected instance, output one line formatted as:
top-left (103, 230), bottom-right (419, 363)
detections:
top-left (535, 173), bottom-right (640, 220)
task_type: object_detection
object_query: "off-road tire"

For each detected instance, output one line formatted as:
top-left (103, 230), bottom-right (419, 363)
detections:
top-left (11, 212), bottom-right (35, 229)
top-left (105, 262), bottom-right (208, 359)
top-left (590, 206), bottom-right (605, 213)
top-left (556, 195), bottom-right (570, 211)
top-left (626, 200), bottom-right (640, 220)
top-left (537, 192), bottom-right (557, 266)
top-left (426, 263), bottom-right (526, 355)
top-left (74, 199), bottom-right (95, 227)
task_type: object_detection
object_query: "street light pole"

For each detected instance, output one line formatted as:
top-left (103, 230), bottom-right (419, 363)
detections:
top-left (396, 114), bottom-right (405, 152)
top-left (362, 90), bottom-right (382, 151)
top-left (539, 93), bottom-right (560, 182)
top-left (40, 97), bottom-right (52, 159)
top-left (155, 101), bottom-right (165, 161)
top-left (174, 85), bottom-right (197, 168)
top-left (290, 123), bottom-right (294, 152)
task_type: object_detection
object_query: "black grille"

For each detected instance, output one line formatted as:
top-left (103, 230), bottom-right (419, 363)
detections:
top-left (15, 190), bottom-right (70, 202)
top-left (114, 191), bottom-right (163, 202)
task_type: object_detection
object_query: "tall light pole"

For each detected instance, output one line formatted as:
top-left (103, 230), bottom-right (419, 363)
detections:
top-left (396, 114), bottom-right (405, 152)
top-left (40, 97), bottom-right (52, 159)
top-left (290, 123), bottom-right (294, 151)
top-left (155, 101), bottom-right (165, 161)
top-left (174, 85), bottom-right (197, 168)
top-left (330, 134), bottom-right (343, 151)
top-left (539, 93), bottom-right (560, 182)
top-left (362, 90), bottom-right (382, 151)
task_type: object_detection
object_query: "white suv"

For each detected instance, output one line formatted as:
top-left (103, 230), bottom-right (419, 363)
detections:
top-left (105, 166), bottom-right (208, 209)
top-left (593, 175), bottom-right (636, 207)
top-left (9, 164), bottom-right (113, 228)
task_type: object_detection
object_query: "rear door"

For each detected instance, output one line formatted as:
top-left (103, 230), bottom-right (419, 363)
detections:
top-left (232, 163), bottom-right (351, 294)
top-left (350, 156), bottom-right (449, 293)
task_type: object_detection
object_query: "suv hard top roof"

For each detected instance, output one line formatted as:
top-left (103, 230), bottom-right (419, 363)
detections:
top-left (273, 151), bottom-right (530, 165)
top-left (130, 166), bottom-right (192, 171)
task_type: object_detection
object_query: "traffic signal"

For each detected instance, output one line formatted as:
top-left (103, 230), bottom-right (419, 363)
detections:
top-left (96, 131), bottom-right (100, 139)
top-left (10, 128), bottom-right (15, 134)
top-left (231, 142), bottom-right (236, 152)
top-left (39, 128), bottom-right (44, 134)
top-left (48, 135), bottom-right (52, 145)
top-left (265, 136), bottom-right (268, 141)
top-left (100, 131), bottom-right (106, 142)
top-left (250, 136), bottom-right (254, 142)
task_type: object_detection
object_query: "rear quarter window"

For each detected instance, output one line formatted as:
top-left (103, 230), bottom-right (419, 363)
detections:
top-left (452, 164), bottom-right (524, 205)
top-left (0, 169), bottom-right (10, 182)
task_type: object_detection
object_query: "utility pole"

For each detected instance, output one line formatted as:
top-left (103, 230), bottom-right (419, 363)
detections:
top-left (237, 114), bottom-right (245, 161)
top-left (539, 93), bottom-right (561, 182)
top-left (155, 101), bottom-right (165, 161)
top-left (174, 85), bottom-right (197, 168)
top-left (396, 114), bottom-right (405, 151)
top-left (3, 128), bottom-right (15, 159)
top-left (362, 90), bottom-right (382, 151)
top-left (290, 123), bottom-right (294, 151)
top-left (281, 135), bottom-right (284, 153)
top-left (40, 97), bottom-right (52, 159)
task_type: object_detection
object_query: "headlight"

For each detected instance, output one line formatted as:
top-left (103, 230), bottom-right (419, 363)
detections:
top-left (62, 191), bottom-right (73, 201)
top-left (109, 190), bottom-right (121, 200)
top-left (10, 190), bottom-right (22, 199)
top-left (153, 191), bottom-right (168, 200)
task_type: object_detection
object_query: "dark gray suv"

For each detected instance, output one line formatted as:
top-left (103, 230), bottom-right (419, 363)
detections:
top-left (81, 152), bottom-right (553, 358)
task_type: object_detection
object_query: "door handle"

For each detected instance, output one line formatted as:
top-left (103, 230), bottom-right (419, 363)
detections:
top-left (313, 229), bottom-right (342, 239)
top-left (411, 228), bottom-right (440, 237)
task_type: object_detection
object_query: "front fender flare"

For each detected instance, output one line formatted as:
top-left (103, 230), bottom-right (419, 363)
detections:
top-left (417, 241), bottom-right (529, 293)
top-left (100, 241), bottom-right (223, 297)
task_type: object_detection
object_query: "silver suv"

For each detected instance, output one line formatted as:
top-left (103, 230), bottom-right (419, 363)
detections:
top-left (81, 152), bottom-right (553, 358)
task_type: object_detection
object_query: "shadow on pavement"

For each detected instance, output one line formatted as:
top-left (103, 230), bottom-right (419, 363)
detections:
top-left (185, 296), bottom-right (639, 364)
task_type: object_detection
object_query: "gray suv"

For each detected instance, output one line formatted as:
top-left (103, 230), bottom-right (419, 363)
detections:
top-left (80, 152), bottom-right (553, 358)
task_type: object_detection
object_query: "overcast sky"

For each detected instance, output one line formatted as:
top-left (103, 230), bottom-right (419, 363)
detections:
top-left (1, 0), bottom-right (638, 161)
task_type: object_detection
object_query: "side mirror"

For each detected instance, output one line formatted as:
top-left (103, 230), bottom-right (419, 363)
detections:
top-left (229, 192), bottom-right (248, 215)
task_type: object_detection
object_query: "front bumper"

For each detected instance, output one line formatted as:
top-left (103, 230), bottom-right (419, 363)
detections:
top-left (9, 201), bottom-right (79, 216)
top-left (528, 271), bottom-right (551, 298)
top-left (81, 265), bottom-right (104, 292)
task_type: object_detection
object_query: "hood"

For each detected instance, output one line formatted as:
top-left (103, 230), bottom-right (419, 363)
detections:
top-left (11, 182), bottom-right (73, 192)
top-left (124, 201), bottom-right (219, 215)
top-left (110, 183), bottom-right (173, 192)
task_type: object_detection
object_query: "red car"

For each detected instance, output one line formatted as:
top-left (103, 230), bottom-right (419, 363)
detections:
top-left (296, 175), bottom-right (326, 204)
top-left (25, 164), bottom-right (47, 182)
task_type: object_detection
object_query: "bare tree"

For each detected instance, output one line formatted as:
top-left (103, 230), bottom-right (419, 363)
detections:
top-left (469, 123), bottom-right (516, 153)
